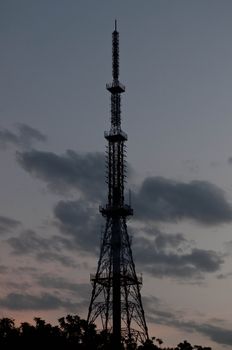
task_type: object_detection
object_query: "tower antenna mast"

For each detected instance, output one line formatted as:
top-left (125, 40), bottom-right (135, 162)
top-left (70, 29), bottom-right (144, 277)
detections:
top-left (87, 23), bottom-right (149, 349)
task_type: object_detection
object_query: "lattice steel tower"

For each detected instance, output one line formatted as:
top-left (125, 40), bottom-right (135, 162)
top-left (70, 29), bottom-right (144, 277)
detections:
top-left (87, 22), bottom-right (149, 349)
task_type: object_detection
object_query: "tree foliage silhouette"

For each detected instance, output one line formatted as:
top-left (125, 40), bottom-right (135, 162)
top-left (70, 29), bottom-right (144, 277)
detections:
top-left (0, 315), bottom-right (212, 350)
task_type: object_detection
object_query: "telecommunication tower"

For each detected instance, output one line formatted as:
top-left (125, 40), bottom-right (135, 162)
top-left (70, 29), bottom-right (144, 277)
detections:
top-left (87, 22), bottom-right (149, 349)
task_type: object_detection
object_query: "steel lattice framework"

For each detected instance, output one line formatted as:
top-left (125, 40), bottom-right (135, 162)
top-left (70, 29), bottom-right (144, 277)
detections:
top-left (87, 22), bottom-right (149, 349)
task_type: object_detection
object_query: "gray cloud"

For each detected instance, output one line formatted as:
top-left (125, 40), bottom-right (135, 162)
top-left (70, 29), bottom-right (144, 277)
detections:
top-left (37, 251), bottom-right (78, 268)
top-left (133, 231), bottom-right (223, 280)
top-left (0, 265), bottom-right (8, 274)
top-left (182, 159), bottom-right (199, 174)
top-left (37, 275), bottom-right (90, 298)
top-left (0, 215), bottom-right (21, 234)
top-left (146, 296), bottom-right (232, 347)
top-left (217, 271), bottom-right (232, 280)
top-left (8, 230), bottom-right (51, 254)
top-left (133, 177), bottom-right (232, 225)
top-left (0, 129), bottom-right (18, 148)
top-left (54, 199), bottom-right (102, 252)
top-left (12, 266), bottom-right (38, 275)
top-left (143, 296), bottom-right (184, 325)
top-left (0, 123), bottom-right (46, 149)
top-left (17, 149), bottom-right (105, 199)
top-left (0, 292), bottom-right (81, 311)
top-left (7, 230), bottom-right (77, 267)
top-left (5, 281), bottom-right (32, 290)
top-left (194, 323), bottom-right (232, 346)
top-left (141, 228), bottom-right (191, 252)
top-left (17, 123), bottom-right (47, 145)
top-left (224, 240), bottom-right (232, 254)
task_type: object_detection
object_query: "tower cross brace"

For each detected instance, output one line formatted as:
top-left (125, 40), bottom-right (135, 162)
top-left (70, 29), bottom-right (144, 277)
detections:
top-left (87, 23), bottom-right (149, 349)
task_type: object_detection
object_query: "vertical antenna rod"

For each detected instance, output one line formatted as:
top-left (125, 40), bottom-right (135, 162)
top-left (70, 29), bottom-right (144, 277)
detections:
top-left (112, 20), bottom-right (119, 82)
top-left (109, 21), bottom-right (124, 349)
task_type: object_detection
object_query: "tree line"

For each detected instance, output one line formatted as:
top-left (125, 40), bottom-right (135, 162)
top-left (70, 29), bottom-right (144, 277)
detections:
top-left (0, 314), bottom-right (212, 349)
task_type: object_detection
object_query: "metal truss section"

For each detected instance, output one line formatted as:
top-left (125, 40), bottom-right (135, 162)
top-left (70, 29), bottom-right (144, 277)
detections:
top-left (87, 217), bottom-right (148, 345)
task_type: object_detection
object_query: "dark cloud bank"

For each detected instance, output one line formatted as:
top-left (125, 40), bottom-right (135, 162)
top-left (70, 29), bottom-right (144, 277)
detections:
top-left (37, 274), bottom-right (90, 300)
top-left (52, 199), bottom-right (224, 281)
top-left (0, 123), bottom-right (46, 149)
top-left (17, 149), bottom-right (232, 225)
top-left (134, 177), bottom-right (232, 225)
top-left (7, 230), bottom-right (78, 267)
top-left (0, 274), bottom-right (90, 312)
top-left (0, 215), bottom-right (21, 234)
top-left (54, 199), bottom-right (102, 252)
top-left (14, 149), bottom-right (230, 281)
top-left (146, 296), bottom-right (232, 347)
top-left (0, 292), bottom-right (82, 311)
top-left (133, 232), bottom-right (223, 280)
top-left (17, 149), bottom-right (105, 200)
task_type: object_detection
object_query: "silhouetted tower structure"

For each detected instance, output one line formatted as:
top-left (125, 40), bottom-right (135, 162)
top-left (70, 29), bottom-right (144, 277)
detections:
top-left (87, 22), bottom-right (149, 349)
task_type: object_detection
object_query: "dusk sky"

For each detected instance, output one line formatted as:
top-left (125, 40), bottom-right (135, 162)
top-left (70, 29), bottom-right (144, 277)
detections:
top-left (1, 1), bottom-right (232, 349)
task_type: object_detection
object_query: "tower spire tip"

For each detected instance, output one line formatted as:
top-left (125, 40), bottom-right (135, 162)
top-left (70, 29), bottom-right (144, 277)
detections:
top-left (115, 19), bottom-right (117, 31)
